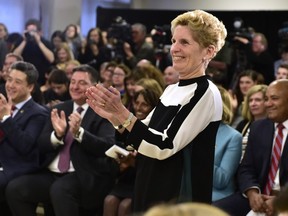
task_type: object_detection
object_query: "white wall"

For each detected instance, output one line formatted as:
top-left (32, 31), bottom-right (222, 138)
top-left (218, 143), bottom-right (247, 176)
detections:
top-left (131, 0), bottom-right (288, 10)
top-left (50, 0), bottom-right (82, 34)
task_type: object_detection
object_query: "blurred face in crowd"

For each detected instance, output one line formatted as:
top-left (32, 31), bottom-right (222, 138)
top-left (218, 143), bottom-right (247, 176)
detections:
top-left (101, 66), bottom-right (114, 87)
top-left (132, 25), bottom-right (145, 44)
top-left (0, 24), bottom-right (7, 39)
top-left (125, 78), bottom-right (135, 97)
top-left (65, 63), bottom-right (78, 80)
top-left (275, 66), bottom-right (288, 80)
top-left (252, 35), bottom-right (265, 54)
top-left (52, 36), bottom-right (63, 50)
top-left (2, 56), bottom-right (18, 81)
top-left (57, 48), bottom-right (69, 63)
top-left (66, 25), bottom-right (76, 39)
top-left (112, 67), bottom-right (125, 88)
top-left (50, 82), bottom-right (68, 96)
top-left (239, 76), bottom-right (255, 96)
top-left (264, 81), bottom-right (288, 123)
top-left (249, 91), bottom-right (266, 119)
top-left (89, 29), bottom-right (100, 43)
top-left (69, 71), bottom-right (92, 105)
top-left (6, 69), bottom-right (33, 104)
top-left (164, 66), bottom-right (179, 85)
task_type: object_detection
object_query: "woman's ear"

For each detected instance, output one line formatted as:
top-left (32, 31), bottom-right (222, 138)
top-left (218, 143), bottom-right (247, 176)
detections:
top-left (206, 45), bottom-right (216, 60)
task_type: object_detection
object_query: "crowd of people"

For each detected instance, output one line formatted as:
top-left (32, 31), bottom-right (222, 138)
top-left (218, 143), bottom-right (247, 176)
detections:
top-left (0, 9), bottom-right (288, 216)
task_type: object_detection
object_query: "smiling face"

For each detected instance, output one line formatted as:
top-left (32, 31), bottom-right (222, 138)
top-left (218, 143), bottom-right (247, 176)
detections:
top-left (264, 81), bottom-right (288, 123)
top-left (5, 69), bottom-right (33, 104)
top-left (170, 25), bottom-right (208, 79)
top-left (133, 94), bottom-right (152, 120)
top-left (69, 71), bottom-right (93, 105)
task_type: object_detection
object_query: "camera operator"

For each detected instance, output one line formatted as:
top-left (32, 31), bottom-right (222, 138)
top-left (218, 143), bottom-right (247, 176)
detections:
top-left (123, 23), bottom-right (155, 69)
top-left (13, 19), bottom-right (54, 86)
top-left (233, 32), bottom-right (274, 85)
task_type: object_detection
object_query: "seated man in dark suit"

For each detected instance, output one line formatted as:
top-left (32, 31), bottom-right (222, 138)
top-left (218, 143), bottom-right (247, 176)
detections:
top-left (213, 79), bottom-right (288, 216)
top-left (0, 61), bottom-right (49, 215)
top-left (6, 65), bottom-right (118, 216)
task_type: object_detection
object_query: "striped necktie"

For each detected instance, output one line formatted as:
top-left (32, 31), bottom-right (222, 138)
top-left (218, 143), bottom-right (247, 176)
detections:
top-left (263, 123), bottom-right (285, 195)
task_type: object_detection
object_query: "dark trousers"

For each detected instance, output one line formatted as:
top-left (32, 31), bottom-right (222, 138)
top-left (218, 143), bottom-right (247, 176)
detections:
top-left (6, 170), bottom-right (97, 216)
top-left (212, 192), bottom-right (251, 216)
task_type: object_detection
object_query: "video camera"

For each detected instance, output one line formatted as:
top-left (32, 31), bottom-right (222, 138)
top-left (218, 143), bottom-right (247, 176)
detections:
top-left (150, 25), bottom-right (171, 52)
top-left (107, 16), bottom-right (132, 62)
top-left (228, 17), bottom-right (253, 47)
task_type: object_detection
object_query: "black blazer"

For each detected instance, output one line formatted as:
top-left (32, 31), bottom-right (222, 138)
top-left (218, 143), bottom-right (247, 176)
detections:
top-left (237, 118), bottom-right (288, 193)
top-left (0, 99), bottom-right (49, 180)
top-left (37, 100), bottom-right (119, 208)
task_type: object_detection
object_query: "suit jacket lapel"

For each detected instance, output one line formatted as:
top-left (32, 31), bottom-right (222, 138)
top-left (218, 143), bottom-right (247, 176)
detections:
top-left (81, 107), bottom-right (95, 129)
top-left (13, 99), bottom-right (34, 121)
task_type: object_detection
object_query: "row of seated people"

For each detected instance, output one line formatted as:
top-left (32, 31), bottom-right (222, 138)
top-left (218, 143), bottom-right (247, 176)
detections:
top-left (1, 56), bottom-right (288, 216)
top-left (0, 57), bottom-right (178, 216)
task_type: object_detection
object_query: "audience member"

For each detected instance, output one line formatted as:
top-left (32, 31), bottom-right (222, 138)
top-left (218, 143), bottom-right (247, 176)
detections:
top-left (234, 32), bottom-right (274, 85)
top-left (43, 68), bottom-right (71, 108)
top-left (64, 59), bottom-right (81, 80)
top-left (214, 79), bottom-right (288, 216)
top-left (236, 84), bottom-right (268, 159)
top-left (50, 30), bottom-right (65, 54)
top-left (275, 64), bottom-right (288, 80)
top-left (63, 24), bottom-right (82, 59)
top-left (213, 86), bottom-right (242, 202)
top-left (101, 61), bottom-right (117, 88)
top-left (230, 69), bottom-right (264, 128)
top-left (13, 18), bottom-right (54, 86)
top-left (54, 42), bottom-right (74, 70)
top-left (163, 65), bottom-right (179, 86)
top-left (86, 9), bottom-right (226, 212)
top-left (78, 27), bottom-right (111, 71)
top-left (133, 78), bottom-right (163, 97)
top-left (40, 66), bottom-right (57, 93)
top-left (274, 45), bottom-right (288, 77)
top-left (6, 65), bottom-right (117, 216)
top-left (0, 61), bottom-right (49, 215)
top-left (121, 72), bottom-right (136, 113)
top-left (112, 64), bottom-right (132, 97)
top-left (0, 23), bottom-right (9, 69)
top-left (103, 88), bottom-right (162, 216)
top-left (136, 59), bottom-right (152, 68)
top-left (132, 64), bottom-right (166, 90)
top-left (123, 23), bottom-right (155, 68)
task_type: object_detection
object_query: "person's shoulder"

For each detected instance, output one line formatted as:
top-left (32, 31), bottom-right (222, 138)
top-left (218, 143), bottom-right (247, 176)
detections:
top-left (251, 118), bottom-right (273, 130)
top-left (221, 123), bottom-right (242, 137)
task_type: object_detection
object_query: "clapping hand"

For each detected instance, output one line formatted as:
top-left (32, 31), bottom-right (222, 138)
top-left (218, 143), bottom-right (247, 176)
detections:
top-left (51, 109), bottom-right (67, 139)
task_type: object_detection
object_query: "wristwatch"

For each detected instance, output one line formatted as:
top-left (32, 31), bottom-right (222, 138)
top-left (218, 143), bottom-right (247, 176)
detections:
top-left (113, 112), bottom-right (133, 130)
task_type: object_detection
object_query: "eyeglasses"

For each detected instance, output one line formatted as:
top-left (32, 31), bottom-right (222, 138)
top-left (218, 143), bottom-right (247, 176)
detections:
top-left (112, 73), bottom-right (125, 77)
